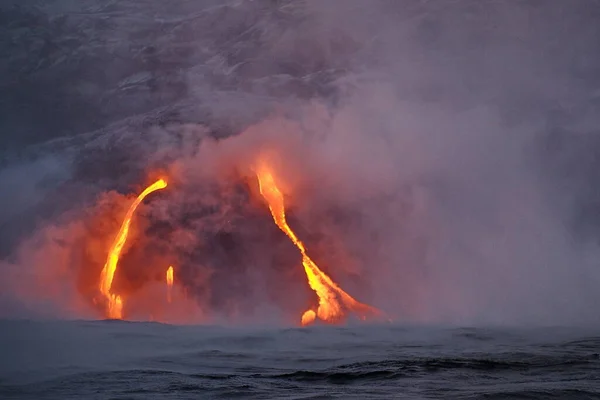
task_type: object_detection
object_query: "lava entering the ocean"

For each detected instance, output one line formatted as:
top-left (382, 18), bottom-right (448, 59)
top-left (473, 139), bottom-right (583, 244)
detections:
top-left (255, 158), bottom-right (382, 326)
top-left (166, 265), bottom-right (174, 303)
top-left (98, 178), bottom-right (167, 319)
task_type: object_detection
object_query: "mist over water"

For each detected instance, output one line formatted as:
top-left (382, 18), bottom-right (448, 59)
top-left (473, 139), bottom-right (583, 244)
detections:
top-left (1, 0), bottom-right (600, 326)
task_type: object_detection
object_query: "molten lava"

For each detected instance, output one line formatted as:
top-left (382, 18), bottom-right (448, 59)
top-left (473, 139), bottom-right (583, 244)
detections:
top-left (166, 265), bottom-right (174, 303)
top-left (98, 178), bottom-right (167, 319)
top-left (255, 160), bottom-right (382, 326)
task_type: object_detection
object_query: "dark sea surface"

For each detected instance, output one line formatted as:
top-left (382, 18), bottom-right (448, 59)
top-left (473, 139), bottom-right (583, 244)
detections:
top-left (1, 320), bottom-right (599, 399)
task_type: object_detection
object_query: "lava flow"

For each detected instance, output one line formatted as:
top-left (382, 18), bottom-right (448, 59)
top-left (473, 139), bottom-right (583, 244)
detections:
top-left (255, 160), bottom-right (382, 326)
top-left (98, 178), bottom-right (167, 319)
top-left (166, 265), bottom-right (174, 303)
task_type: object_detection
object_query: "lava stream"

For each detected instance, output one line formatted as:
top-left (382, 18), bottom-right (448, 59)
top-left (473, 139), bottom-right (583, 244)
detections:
top-left (166, 265), bottom-right (174, 303)
top-left (98, 178), bottom-right (167, 319)
top-left (255, 160), bottom-right (382, 326)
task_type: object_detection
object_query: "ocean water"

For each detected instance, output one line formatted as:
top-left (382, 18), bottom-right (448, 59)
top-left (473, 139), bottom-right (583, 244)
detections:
top-left (1, 320), bottom-right (599, 399)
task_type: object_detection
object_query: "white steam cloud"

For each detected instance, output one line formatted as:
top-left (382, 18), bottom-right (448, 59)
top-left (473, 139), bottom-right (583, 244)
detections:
top-left (1, 0), bottom-right (600, 326)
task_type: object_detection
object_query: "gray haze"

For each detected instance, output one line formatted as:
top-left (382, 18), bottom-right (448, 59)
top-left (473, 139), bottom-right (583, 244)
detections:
top-left (1, 0), bottom-right (600, 326)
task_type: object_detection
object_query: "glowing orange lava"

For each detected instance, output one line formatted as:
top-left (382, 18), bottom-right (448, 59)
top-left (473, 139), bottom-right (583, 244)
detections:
top-left (98, 178), bottom-right (167, 319)
top-left (166, 265), bottom-right (174, 303)
top-left (255, 160), bottom-right (382, 326)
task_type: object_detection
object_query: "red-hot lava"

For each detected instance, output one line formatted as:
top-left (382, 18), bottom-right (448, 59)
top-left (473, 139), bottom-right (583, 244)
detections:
top-left (166, 265), bottom-right (174, 303)
top-left (255, 158), bottom-right (383, 326)
top-left (98, 178), bottom-right (167, 319)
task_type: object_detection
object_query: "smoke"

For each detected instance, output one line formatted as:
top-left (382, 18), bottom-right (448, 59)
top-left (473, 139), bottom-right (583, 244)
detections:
top-left (2, 0), bottom-right (600, 326)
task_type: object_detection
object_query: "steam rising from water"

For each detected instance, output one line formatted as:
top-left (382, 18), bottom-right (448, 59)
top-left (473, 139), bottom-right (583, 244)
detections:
top-left (1, 0), bottom-right (600, 325)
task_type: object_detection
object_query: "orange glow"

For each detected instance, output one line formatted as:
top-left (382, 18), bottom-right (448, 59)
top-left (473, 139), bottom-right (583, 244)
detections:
top-left (301, 309), bottom-right (316, 326)
top-left (255, 159), bottom-right (382, 326)
top-left (166, 265), bottom-right (174, 303)
top-left (98, 178), bottom-right (167, 319)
